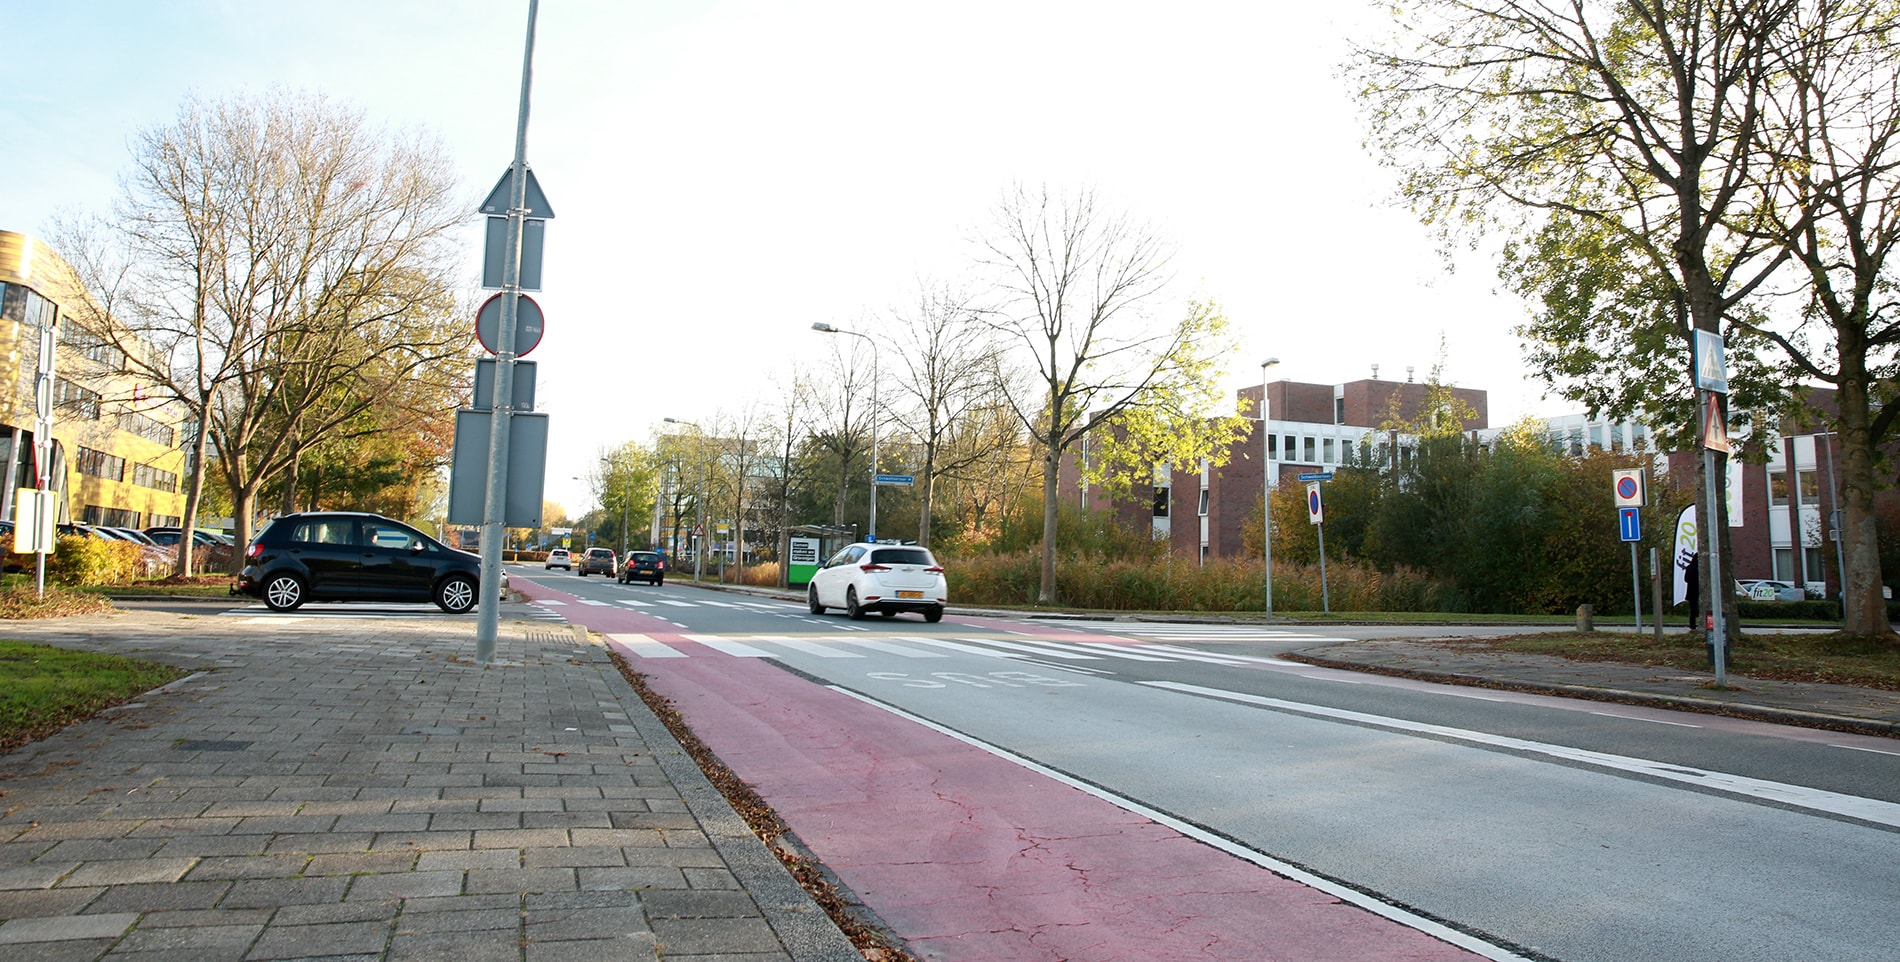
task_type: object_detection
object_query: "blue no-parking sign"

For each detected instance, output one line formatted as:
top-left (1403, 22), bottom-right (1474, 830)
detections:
top-left (1306, 481), bottom-right (1324, 525)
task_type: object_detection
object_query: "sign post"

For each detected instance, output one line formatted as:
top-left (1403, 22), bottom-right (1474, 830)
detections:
top-left (1613, 468), bottom-right (1646, 633)
top-left (472, 0), bottom-right (551, 664)
top-left (1306, 480), bottom-right (1329, 614)
top-left (1694, 330), bottom-right (1730, 684)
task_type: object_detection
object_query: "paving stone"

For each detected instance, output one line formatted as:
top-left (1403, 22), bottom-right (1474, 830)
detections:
top-left (243, 920), bottom-right (391, 959)
top-left (639, 890), bottom-right (764, 919)
top-left (0, 861), bottom-right (77, 890)
top-left (219, 876), bottom-right (351, 909)
top-left (463, 867), bottom-right (577, 895)
top-left (523, 905), bottom-right (649, 941)
top-left (648, 917), bottom-right (784, 955)
top-left (63, 857), bottom-right (201, 887)
top-left (386, 929), bottom-right (525, 962)
top-left (0, 887), bottom-right (102, 917)
top-left (303, 852), bottom-right (418, 876)
top-left (0, 911), bottom-right (138, 943)
top-left (342, 870), bottom-right (466, 901)
top-left (82, 879), bottom-right (231, 914)
top-left (115, 921), bottom-right (263, 952)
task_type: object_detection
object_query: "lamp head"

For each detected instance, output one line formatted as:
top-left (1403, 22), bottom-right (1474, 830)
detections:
top-left (811, 322), bottom-right (836, 333)
top-left (1261, 357), bottom-right (1280, 369)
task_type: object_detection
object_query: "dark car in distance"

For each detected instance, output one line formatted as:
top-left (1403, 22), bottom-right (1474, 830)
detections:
top-left (578, 547), bottom-right (617, 577)
top-left (234, 511), bottom-right (486, 613)
top-left (619, 551), bottom-right (666, 585)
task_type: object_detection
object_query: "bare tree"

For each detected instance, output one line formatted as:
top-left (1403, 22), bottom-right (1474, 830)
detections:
top-left (804, 329), bottom-right (878, 535)
top-left (976, 184), bottom-right (1239, 603)
top-left (59, 88), bottom-right (467, 573)
top-left (885, 281), bottom-right (1009, 546)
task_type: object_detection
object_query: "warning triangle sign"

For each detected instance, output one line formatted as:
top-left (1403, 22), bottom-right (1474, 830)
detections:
top-left (1701, 393), bottom-right (1730, 452)
top-left (479, 166), bottom-right (555, 218)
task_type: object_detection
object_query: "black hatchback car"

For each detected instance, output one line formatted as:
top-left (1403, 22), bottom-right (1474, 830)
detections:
top-left (234, 512), bottom-right (487, 613)
top-left (618, 550), bottom-right (666, 585)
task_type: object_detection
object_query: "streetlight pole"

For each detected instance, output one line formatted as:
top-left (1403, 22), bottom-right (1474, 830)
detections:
top-left (811, 322), bottom-right (878, 542)
top-left (1261, 357), bottom-right (1280, 618)
top-left (664, 418), bottom-right (708, 581)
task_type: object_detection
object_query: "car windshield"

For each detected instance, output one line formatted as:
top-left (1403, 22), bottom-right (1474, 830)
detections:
top-left (871, 548), bottom-right (936, 566)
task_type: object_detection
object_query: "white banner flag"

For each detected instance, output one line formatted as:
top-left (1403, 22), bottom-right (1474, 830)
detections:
top-left (1672, 505), bottom-right (1698, 606)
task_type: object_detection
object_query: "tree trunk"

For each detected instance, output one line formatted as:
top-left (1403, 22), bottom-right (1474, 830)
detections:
top-left (918, 443), bottom-right (936, 547)
top-left (1038, 443), bottom-right (1060, 604)
top-left (1832, 365), bottom-right (1896, 639)
top-left (231, 489), bottom-right (256, 575)
top-left (175, 425), bottom-right (210, 578)
top-left (279, 440), bottom-right (300, 517)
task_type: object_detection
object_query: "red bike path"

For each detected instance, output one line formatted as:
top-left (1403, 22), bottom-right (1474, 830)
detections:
top-left (520, 581), bottom-right (1483, 962)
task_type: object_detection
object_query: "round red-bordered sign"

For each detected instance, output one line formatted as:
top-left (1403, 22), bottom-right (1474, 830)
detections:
top-left (1616, 476), bottom-right (1639, 500)
top-left (475, 293), bottom-right (545, 356)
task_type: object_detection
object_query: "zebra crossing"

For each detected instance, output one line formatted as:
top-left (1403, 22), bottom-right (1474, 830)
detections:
top-left (605, 626), bottom-right (1330, 666)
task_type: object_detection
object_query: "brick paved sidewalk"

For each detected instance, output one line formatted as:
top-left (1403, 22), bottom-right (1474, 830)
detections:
top-left (0, 605), bottom-right (858, 962)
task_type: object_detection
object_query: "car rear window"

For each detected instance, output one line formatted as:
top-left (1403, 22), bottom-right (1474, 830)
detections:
top-left (587, 549), bottom-right (613, 558)
top-left (872, 548), bottom-right (936, 566)
top-left (632, 553), bottom-right (660, 562)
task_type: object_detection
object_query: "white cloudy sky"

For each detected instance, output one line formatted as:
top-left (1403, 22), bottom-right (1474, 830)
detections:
top-left (2, 0), bottom-right (1559, 515)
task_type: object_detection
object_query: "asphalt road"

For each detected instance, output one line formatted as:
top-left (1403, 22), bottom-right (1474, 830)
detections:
top-left (240, 569), bottom-right (1900, 962)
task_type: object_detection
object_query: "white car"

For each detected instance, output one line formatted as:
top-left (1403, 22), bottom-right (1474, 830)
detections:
top-left (545, 548), bottom-right (571, 570)
top-left (808, 543), bottom-right (947, 622)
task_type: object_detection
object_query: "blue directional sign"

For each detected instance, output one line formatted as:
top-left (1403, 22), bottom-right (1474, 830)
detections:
top-left (1297, 472), bottom-right (1334, 482)
top-left (873, 474), bottom-right (915, 487)
top-left (1618, 507), bottom-right (1641, 542)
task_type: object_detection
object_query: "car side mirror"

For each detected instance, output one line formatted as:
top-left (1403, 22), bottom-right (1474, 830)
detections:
top-left (409, 542), bottom-right (426, 554)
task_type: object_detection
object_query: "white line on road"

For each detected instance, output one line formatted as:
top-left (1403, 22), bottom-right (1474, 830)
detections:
top-left (827, 685), bottom-right (1537, 962)
top-left (682, 634), bottom-right (775, 657)
top-left (1589, 711), bottom-right (1701, 728)
top-left (1147, 681), bottom-right (1900, 828)
top-left (607, 634), bottom-right (686, 658)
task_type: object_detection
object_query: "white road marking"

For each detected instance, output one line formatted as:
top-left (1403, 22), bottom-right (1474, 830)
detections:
top-left (752, 636), bottom-right (863, 658)
top-left (838, 638), bottom-right (949, 658)
top-left (656, 600), bottom-right (697, 607)
top-left (1147, 681), bottom-right (1900, 828)
top-left (953, 637), bottom-right (1103, 660)
top-left (683, 634), bottom-right (775, 657)
top-left (607, 633), bottom-right (686, 658)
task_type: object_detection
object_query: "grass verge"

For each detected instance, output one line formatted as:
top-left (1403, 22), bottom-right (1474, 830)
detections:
top-left (1471, 629), bottom-right (1900, 691)
top-left (608, 650), bottom-right (918, 962)
top-left (0, 641), bottom-right (189, 753)
top-left (0, 585), bottom-right (117, 619)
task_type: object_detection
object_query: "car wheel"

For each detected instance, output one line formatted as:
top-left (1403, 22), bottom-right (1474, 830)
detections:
top-left (435, 575), bottom-right (478, 613)
top-left (924, 607), bottom-right (944, 623)
top-left (880, 610), bottom-right (897, 618)
top-left (577, 568), bottom-right (586, 577)
top-left (262, 573), bottom-right (306, 612)
top-left (654, 576), bottom-right (664, 586)
top-left (845, 587), bottom-right (866, 620)
top-left (808, 585), bottom-right (825, 615)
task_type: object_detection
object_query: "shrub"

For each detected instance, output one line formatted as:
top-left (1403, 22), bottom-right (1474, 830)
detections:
top-left (45, 537), bottom-right (144, 587)
top-left (945, 549), bottom-right (1458, 612)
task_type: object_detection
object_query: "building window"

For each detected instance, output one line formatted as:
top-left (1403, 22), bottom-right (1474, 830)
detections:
top-left (0, 283), bottom-right (56, 327)
top-left (61, 322), bottom-right (126, 370)
top-left (1153, 487), bottom-right (1170, 518)
top-left (119, 411), bottom-right (175, 447)
top-left (1197, 487), bottom-right (1209, 516)
top-left (54, 378), bottom-right (102, 420)
top-left (1334, 397), bottom-right (1345, 425)
top-left (76, 446), bottom-right (125, 482)
top-left (1798, 470), bottom-right (1820, 505)
top-left (1769, 471), bottom-right (1788, 507)
top-left (1323, 438), bottom-right (1335, 463)
top-left (1589, 425), bottom-right (1605, 450)
top-left (132, 463), bottom-right (178, 493)
top-left (80, 505), bottom-right (141, 528)
top-left (149, 514), bottom-right (180, 527)
top-left (1775, 547), bottom-right (1795, 581)
top-left (1805, 547), bottom-right (1825, 583)
top-left (1267, 434), bottom-right (1277, 458)
top-left (1303, 437), bottom-right (1316, 462)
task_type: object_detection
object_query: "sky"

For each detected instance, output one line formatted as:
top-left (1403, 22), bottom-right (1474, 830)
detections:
top-left (1, 0), bottom-right (1564, 517)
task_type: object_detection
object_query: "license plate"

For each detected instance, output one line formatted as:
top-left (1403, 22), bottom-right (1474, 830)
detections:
top-left (896, 590), bottom-right (923, 599)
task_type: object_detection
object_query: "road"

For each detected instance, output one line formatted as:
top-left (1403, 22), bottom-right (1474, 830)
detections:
top-left (271, 569), bottom-right (1900, 961)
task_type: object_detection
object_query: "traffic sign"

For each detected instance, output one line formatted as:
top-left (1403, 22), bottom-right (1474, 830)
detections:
top-left (1306, 481), bottom-right (1324, 525)
top-left (476, 293), bottom-right (545, 356)
top-left (1297, 472), bottom-right (1334, 482)
top-left (1612, 468), bottom-right (1645, 507)
top-left (1618, 507), bottom-right (1641, 542)
top-left (479, 166), bottom-right (556, 218)
top-left (874, 474), bottom-right (915, 487)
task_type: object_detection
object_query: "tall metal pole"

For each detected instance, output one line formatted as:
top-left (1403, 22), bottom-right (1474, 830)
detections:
top-left (811, 323), bottom-right (877, 542)
top-left (1701, 393), bottom-right (1727, 686)
top-left (1260, 358), bottom-right (1278, 617)
top-left (475, 0), bottom-right (538, 664)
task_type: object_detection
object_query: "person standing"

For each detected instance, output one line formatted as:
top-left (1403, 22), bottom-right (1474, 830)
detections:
top-left (1685, 552), bottom-right (1701, 629)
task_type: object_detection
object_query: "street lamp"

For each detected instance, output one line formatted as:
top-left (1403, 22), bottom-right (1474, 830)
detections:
top-left (600, 457), bottom-right (629, 557)
top-left (811, 322), bottom-right (879, 542)
top-left (1261, 358), bottom-right (1280, 618)
top-left (664, 417), bottom-right (709, 581)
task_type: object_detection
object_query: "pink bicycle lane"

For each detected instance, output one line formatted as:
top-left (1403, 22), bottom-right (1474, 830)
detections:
top-left (518, 581), bottom-right (1486, 962)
